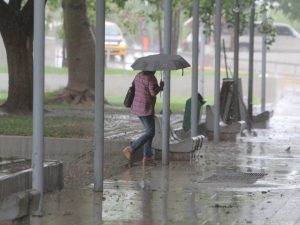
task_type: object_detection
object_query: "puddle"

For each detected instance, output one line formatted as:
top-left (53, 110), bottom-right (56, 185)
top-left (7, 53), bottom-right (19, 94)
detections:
top-left (0, 158), bottom-right (32, 177)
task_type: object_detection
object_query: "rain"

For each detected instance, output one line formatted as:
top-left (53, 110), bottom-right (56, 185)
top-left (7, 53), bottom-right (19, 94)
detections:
top-left (1, 0), bottom-right (300, 225)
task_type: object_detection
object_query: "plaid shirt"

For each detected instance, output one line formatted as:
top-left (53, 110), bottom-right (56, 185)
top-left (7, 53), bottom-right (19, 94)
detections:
top-left (131, 72), bottom-right (160, 116)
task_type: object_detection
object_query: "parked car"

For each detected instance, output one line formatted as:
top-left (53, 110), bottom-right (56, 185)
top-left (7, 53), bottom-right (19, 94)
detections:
top-left (105, 21), bottom-right (127, 60)
top-left (239, 22), bottom-right (300, 52)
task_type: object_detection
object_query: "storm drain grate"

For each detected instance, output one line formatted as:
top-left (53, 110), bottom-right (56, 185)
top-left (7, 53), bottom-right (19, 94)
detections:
top-left (201, 171), bottom-right (267, 183)
top-left (242, 172), bottom-right (267, 178)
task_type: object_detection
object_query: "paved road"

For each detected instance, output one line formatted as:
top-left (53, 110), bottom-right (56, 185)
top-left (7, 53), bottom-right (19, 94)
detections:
top-left (0, 73), bottom-right (68, 92)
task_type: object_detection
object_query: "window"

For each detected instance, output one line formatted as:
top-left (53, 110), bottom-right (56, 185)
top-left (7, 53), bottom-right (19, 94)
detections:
top-left (105, 24), bottom-right (121, 36)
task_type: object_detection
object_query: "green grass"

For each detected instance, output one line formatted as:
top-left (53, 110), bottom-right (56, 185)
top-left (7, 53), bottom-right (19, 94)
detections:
top-left (0, 115), bottom-right (93, 138)
top-left (0, 67), bottom-right (7, 73)
top-left (0, 92), bottom-right (7, 104)
top-left (107, 95), bottom-right (260, 114)
top-left (252, 96), bottom-right (260, 105)
top-left (44, 117), bottom-right (93, 138)
top-left (44, 91), bottom-right (92, 110)
top-left (46, 103), bottom-right (91, 111)
top-left (0, 116), bottom-right (32, 136)
top-left (106, 95), bottom-right (214, 114)
top-left (45, 66), bottom-right (68, 74)
top-left (1, 91), bottom-right (260, 114)
top-left (0, 92), bottom-right (7, 99)
top-left (0, 89), bottom-right (261, 138)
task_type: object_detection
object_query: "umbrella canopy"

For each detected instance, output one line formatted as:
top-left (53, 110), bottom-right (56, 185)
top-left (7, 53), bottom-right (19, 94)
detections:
top-left (131, 54), bottom-right (190, 71)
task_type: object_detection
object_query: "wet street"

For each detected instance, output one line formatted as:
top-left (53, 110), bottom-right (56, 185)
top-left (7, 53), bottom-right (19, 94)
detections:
top-left (20, 82), bottom-right (300, 225)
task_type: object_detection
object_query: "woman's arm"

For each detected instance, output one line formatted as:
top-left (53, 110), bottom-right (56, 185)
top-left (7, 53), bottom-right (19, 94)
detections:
top-left (149, 77), bottom-right (163, 96)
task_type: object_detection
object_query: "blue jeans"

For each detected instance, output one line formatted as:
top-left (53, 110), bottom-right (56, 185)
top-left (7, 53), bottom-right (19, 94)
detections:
top-left (131, 115), bottom-right (155, 158)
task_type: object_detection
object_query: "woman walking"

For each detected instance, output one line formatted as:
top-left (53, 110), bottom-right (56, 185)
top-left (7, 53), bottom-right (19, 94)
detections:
top-left (122, 71), bottom-right (164, 166)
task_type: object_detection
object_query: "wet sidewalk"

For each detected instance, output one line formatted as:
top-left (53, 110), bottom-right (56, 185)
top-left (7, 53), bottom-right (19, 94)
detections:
top-left (30, 84), bottom-right (300, 225)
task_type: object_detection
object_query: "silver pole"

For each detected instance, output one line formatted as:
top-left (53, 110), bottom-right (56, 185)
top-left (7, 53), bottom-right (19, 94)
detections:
top-left (32, 0), bottom-right (45, 216)
top-left (199, 24), bottom-right (206, 96)
top-left (261, 7), bottom-right (267, 112)
top-left (213, 0), bottom-right (221, 143)
top-left (94, 0), bottom-right (105, 191)
top-left (93, 193), bottom-right (103, 224)
top-left (233, 0), bottom-right (240, 121)
top-left (162, 0), bottom-right (172, 165)
top-left (248, 0), bottom-right (255, 130)
top-left (191, 0), bottom-right (199, 137)
top-left (160, 166), bottom-right (169, 223)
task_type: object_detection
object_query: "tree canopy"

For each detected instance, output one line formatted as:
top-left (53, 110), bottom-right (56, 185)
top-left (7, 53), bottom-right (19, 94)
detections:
top-left (272, 0), bottom-right (300, 22)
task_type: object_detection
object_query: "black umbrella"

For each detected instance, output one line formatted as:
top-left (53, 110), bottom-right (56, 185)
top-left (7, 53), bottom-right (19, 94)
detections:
top-left (131, 54), bottom-right (190, 71)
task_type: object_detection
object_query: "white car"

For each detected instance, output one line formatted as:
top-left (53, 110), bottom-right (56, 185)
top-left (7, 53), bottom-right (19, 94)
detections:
top-left (239, 22), bottom-right (300, 52)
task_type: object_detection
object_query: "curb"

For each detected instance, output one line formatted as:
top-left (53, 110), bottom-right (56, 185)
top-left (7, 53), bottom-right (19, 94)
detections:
top-left (0, 135), bottom-right (132, 178)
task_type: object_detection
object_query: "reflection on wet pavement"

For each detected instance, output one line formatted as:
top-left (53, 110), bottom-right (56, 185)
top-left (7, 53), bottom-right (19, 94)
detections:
top-left (30, 84), bottom-right (300, 225)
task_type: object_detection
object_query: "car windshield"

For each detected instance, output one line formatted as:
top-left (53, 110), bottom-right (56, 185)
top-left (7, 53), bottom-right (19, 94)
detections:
top-left (106, 24), bottom-right (121, 36)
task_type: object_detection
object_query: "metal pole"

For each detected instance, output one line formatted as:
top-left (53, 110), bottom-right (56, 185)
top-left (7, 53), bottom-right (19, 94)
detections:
top-left (261, 6), bottom-right (267, 112)
top-left (93, 193), bottom-right (103, 224)
top-left (248, 0), bottom-right (255, 130)
top-left (32, 0), bottom-right (45, 216)
top-left (94, 0), bottom-right (105, 192)
top-left (162, 0), bottom-right (172, 165)
top-left (213, 0), bottom-right (221, 143)
top-left (191, 0), bottom-right (199, 137)
top-left (160, 166), bottom-right (169, 223)
top-left (233, 0), bottom-right (240, 121)
top-left (199, 24), bottom-right (206, 96)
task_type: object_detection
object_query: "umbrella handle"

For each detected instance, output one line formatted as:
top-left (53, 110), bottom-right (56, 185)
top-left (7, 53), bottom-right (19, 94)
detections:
top-left (159, 78), bottom-right (162, 97)
top-left (160, 71), bottom-right (162, 97)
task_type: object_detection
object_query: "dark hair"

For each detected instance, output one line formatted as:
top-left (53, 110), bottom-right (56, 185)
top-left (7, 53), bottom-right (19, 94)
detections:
top-left (142, 71), bottom-right (156, 76)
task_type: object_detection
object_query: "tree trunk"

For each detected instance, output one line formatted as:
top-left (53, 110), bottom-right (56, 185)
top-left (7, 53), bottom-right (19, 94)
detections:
top-left (171, 9), bottom-right (180, 55)
top-left (0, 0), bottom-right (34, 113)
top-left (3, 33), bottom-right (33, 112)
top-left (62, 0), bottom-right (95, 104)
top-left (156, 2), bottom-right (163, 53)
